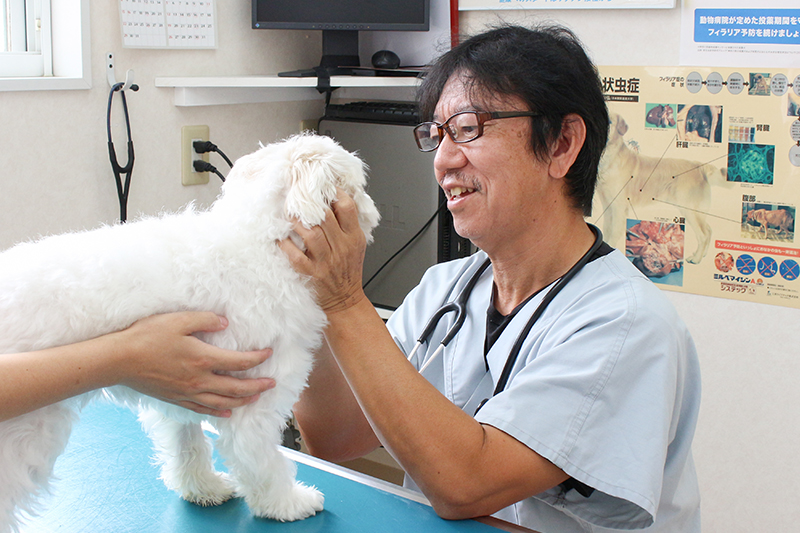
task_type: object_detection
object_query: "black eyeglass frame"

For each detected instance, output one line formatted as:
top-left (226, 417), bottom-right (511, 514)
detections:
top-left (413, 110), bottom-right (541, 152)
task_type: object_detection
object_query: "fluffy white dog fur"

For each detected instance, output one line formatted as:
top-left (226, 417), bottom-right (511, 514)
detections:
top-left (0, 133), bottom-right (380, 531)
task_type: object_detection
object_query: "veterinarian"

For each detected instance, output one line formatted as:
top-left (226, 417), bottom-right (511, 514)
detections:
top-left (281, 24), bottom-right (701, 532)
top-left (0, 311), bottom-right (275, 422)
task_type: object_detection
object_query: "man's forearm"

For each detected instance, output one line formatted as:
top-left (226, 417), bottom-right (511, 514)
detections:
top-left (293, 339), bottom-right (380, 462)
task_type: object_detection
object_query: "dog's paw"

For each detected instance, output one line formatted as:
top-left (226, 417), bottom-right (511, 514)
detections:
top-left (178, 471), bottom-right (236, 507)
top-left (249, 481), bottom-right (324, 522)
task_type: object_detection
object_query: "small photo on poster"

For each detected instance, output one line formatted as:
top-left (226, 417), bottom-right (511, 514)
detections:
top-left (788, 93), bottom-right (800, 117)
top-left (741, 202), bottom-right (795, 242)
top-left (748, 73), bottom-right (771, 96)
top-left (676, 104), bottom-right (723, 143)
top-left (625, 219), bottom-right (685, 286)
top-left (645, 104), bottom-right (678, 129)
top-left (727, 144), bottom-right (775, 185)
top-left (714, 251), bottom-right (734, 273)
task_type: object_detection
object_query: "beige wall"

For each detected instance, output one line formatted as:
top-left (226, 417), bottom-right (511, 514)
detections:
top-left (463, 8), bottom-right (800, 532)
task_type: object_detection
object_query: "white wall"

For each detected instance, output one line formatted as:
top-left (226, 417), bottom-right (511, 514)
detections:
top-left (462, 8), bottom-right (800, 532)
top-left (0, 2), bottom-right (324, 249)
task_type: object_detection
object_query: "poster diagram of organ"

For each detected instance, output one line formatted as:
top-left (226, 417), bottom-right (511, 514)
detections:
top-left (594, 66), bottom-right (800, 309)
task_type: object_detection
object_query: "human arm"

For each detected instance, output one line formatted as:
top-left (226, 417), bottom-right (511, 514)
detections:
top-left (292, 339), bottom-right (381, 462)
top-left (281, 192), bottom-right (569, 519)
top-left (0, 311), bottom-right (275, 422)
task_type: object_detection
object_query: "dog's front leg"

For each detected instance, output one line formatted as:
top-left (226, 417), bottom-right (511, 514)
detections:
top-left (137, 409), bottom-right (235, 506)
top-left (215, 406), bottom-right (324, 522)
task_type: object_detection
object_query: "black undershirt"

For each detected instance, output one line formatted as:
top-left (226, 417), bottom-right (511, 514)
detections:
top-left (482, 241), bottom-right (613, 499)
top-left (484, 241), bottom-right (613, 356)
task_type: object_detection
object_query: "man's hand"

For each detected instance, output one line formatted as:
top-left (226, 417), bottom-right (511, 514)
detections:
top-left (279, 189), bottom-right (368, 314)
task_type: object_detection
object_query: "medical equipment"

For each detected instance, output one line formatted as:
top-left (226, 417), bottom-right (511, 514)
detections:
top-left (107, 80), bottom-right (138, 223)
top-left (409, 225), bottom-right (605, 402)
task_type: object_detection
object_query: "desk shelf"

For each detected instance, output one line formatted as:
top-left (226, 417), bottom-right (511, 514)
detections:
top-left (154, 75), bottom-right (421, 106)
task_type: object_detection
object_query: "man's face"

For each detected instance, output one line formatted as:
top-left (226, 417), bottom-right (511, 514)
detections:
top-left (432, 74), bottom-right (551, 252)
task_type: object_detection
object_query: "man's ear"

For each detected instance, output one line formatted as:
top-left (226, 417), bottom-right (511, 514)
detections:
top-left (548, 114), bottom-right (586, 180)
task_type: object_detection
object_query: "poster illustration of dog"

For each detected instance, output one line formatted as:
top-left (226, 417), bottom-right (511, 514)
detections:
top-left (596, 112), bottom-right (730, 268)
top-left (594, 65), bottom-right (800, 309)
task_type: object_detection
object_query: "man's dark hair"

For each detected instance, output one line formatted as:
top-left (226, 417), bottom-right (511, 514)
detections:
top-left (418, 24), bottom-right (609, 216)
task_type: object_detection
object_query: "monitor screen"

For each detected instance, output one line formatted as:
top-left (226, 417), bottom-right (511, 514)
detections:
top-left (252, 0), bottom-right (430, 76)
top-left (252, 1), bottom-right (430, 31)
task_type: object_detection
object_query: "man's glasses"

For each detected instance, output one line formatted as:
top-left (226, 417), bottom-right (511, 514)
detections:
top-left (413, 110), bottom-right (541, 152)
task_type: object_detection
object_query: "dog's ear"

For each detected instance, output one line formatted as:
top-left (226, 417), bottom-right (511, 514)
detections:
top-left (616, 115), bottom-right (628, 136)
top-left (351, 189), bottom-right (381, 244)
top-left (284, 151), bottom-right (338, 228)
top-left (284, 136), bottom-right (380, 240)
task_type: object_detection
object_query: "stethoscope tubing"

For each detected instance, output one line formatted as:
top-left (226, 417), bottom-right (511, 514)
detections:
top-left (411, 225), bottom-right (605, 403)
top-left (407, 257), bottom-right (491, 370)
top-left (107, 82), bottom-right (136, 223)
top-left (493, 225), bottom-right (604, 396)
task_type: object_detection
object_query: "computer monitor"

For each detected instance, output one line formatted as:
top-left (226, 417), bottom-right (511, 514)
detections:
top-left (252, 0), bottom-right (430, 77)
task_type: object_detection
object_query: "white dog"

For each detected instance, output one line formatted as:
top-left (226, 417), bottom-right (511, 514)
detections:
top-left (0, 134), bottom-right (380, 531)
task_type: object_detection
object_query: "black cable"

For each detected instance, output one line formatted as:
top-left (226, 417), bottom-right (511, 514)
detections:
top-left (362, 199), bottom-right (447, 291)
top-left (193, 140), bottom-right (234, 168)
top-left (193, 160), bottom-right (226, 182)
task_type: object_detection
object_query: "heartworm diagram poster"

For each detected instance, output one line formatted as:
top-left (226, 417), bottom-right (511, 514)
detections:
top-left (592, 66), bottom-right (800, 308)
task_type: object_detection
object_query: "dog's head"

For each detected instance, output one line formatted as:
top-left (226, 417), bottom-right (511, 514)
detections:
top-left (213, 133), bottom-right (380, 242)
top-left (607, 112), bottom-right (628, 145)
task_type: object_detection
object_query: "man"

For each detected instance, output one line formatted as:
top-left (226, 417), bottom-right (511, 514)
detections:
top-left (280, 24), bottom-right (701, 532)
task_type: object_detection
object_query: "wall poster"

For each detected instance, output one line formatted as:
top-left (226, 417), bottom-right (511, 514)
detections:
top-left (680, 1), bottom-right (800, 68)
top-left (459, 0), bottom-right (675, 9)
top-left (593, 65), bottom-right (800, 308)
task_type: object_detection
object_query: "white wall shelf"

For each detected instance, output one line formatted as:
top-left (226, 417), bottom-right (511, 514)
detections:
top-left (154, 75), bottom-right (421, 106)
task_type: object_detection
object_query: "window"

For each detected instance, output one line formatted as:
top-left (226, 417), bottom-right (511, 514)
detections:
top-left (0, 0), bottom-right (90, 91)
top-left (1, 0), bottom-right (52, 77)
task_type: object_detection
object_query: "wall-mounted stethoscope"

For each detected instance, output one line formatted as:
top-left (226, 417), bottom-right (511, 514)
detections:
top-left (407, 224), bottom-right (605, 412)
top-left (106, 54), bottom-right (138, 223)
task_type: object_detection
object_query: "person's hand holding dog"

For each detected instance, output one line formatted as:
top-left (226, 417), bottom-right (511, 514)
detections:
top-left (0, 311), bottom-right (275, 422)
top-left (113, 312), bottom-right (276, 417)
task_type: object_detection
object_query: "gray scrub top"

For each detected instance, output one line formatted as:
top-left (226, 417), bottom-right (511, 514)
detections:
top-left (387, 249), bottom-right (701, 532)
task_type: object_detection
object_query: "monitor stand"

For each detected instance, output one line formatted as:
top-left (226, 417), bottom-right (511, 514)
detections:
top-left (278, 30), bottom-right (361, 78)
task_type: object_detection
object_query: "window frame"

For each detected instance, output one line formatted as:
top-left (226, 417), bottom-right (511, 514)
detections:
top-left (1, 0), bottom-right (51, 78)
top-left (0, 0), bottom-right (90, 92)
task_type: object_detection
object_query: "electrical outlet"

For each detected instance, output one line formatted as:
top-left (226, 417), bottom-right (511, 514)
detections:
top-left (181, 125), bottom-right (210, 186)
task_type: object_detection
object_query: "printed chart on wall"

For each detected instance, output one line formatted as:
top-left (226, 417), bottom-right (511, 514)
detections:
top-left (118, 0), bottom-right (216, 48)
top-left (592, 66), bottom-right (800, 308)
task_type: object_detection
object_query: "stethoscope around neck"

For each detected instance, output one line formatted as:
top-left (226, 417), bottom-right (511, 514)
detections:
top-left (407, 224), bottom-right (605, 412)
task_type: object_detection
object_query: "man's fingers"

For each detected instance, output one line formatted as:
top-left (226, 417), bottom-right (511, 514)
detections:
top-left (331, 190), bottom-right (362, 235)
top-left (278, 235), bottom-right (311, 271)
